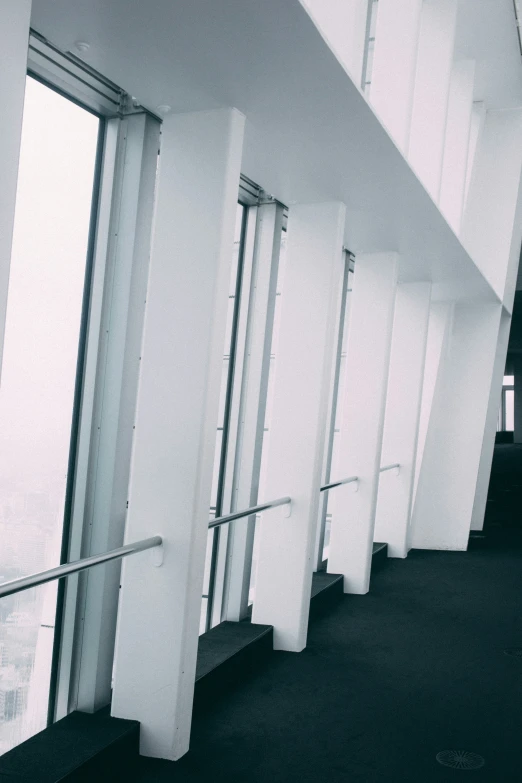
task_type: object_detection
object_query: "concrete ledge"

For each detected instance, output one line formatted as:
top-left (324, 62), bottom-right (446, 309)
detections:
top-left (194, 621), bottom-right (273, 714)
top-left (0, 710), bottom-right (139, 783)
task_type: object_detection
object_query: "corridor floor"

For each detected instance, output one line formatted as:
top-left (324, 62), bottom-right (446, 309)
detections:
top-left (137, 535), bottom-right (522, 782)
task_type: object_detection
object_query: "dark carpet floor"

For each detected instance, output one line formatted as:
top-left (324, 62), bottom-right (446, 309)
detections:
top-left (136, 533), bottom-right (522, 783)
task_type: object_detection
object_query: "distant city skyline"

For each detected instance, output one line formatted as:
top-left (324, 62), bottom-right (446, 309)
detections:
top-left (0, 76), bottom-right (98, 752)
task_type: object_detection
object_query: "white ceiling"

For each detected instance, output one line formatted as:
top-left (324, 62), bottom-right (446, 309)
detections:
top-left (29, 0), bottom-right (517, 303)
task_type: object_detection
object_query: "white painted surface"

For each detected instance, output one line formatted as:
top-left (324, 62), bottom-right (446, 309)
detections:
top-left (413, 301), bottom-right (454, 504)
top-left (374, 283), bottom-right (431, 558)
top-left (251, 202), bottom-right (346, 651)
top-left (300, 0), bottom-right (368, 85)
top-left (464, 101), bottom-right (486, 204)
top-left (439, 60), bottom-right (475, 234)
top-left (111, 108), bottom-right (245, 760)
top-left (75, 114), bottom-right (161, 714)
top-left (411, 303), bottom-right (503, 550)
top-left (370, 0), bottom-right (422, 153)
top-left (327, 253), bottom-right (398, 593)
top-left (461, 108), bottom-right (522, 302)
top-left (408, 0), bottom-right (457, 200)
top-left (28, 0), bottom-right (509, 301)
top-left (0, 0), bottom-right (31, 379)
top-left (470, 312), bottom-right (511, 530)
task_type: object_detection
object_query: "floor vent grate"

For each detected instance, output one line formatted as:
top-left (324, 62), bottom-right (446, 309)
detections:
top-left (436, 750), bottom-right (485, 770)
top-left (504, 647), bottom-right (522, 657)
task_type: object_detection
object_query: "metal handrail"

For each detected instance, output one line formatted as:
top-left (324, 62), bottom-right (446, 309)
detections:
top-left (0, 536), bottom-right (162, 600)
top-left (320, 476), bottom-right (358, 492)
top-left (208, 496), bottom-right (291, 529)
top-left (380, 463), bottom-right (400, 474)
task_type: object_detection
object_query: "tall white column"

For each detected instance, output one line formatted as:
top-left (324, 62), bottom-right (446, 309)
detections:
top-left (470, 312), bottom-right (511, 530)
top-left (111, 108), bottom-right (245, 760)
top-left (461, 108), bottom-right (522, 302)
top-left (411, 303), bottom-right (503, 550)
top-left (369, 0), bottom-right (423, 152)
top-left (251, 202), bottom-right (346, 652)
top-left (439, 60), bottom-right (475, 234)
top-left (374, 282), bottom-right (431, 557)
top-left (408, 0), bottom-right (457, 200)
top-left (413, 301), bottom-right (454, 503)
top-left (327, 253), bottom-right (398, 594)
top-left (0, 0), bottom-right (31, 378)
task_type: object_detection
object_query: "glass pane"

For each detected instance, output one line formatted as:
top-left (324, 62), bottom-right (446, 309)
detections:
top-left (505, 390), bottom-right (515, 431)
top-left (503, 375), bottom-right (514, 386)
top-left (0, 77), bottom-right (99, 751)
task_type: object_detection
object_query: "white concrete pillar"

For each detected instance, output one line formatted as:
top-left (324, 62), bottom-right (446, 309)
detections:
top-left (0, 0), bottom-right (31, 378)
top-left (374, 282), bottom-right (431, 557)
top-left (464, 101), bottom-right (486, 204)
top-left (439, 60), bottom-right (475, 234)
top-left (369, 0), bottom-right (423, 152)
top-left (411, 303), bottom-right (503, 550)
top-left (470, 312), bottom-right (511, 530)
top-left (300, 0), bottom-right (369, 85)
top-left (111, 108), bottom-right (245, 760)
top-left (461, 108), bottom-right (522, 302)
top-left (413, 301), bottom-right (454, 503)
top-left (327, 253), bottom-right (398, 594)
top-left (408, 0), bottom-right (457, 200)
top-left (251, 202), bottom-right (346, 651)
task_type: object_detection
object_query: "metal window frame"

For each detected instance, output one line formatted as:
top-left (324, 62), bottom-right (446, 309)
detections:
top-left (205, 203), bottom-right (251, 631)
top-left (21, 30), bottom-right (163, 726)
top-left (204, 188), bottom-right (288, 628)
top-left (222, 201), bottom-right (285, 621)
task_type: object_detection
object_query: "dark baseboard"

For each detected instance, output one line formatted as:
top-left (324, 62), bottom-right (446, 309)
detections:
top-left (372, 542), bottom-right (388, 573)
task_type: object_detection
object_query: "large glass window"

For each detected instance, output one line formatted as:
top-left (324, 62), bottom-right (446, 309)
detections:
top-left (0, 77), bottom-right (100, 752)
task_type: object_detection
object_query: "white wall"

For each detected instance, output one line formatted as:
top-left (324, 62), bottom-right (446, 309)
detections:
top-left (461, 108), bottom-right (522, 301)
top-left (370, 0), bottom-right (422, 152)
top-left (299, 0), bottom-right (369, 85)
top-left (411, 303), bottom-right (503, 550)
top-left (408, 0), bottom-right (457, 200)
top-left (439, 60), bottom-right (475, 234)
